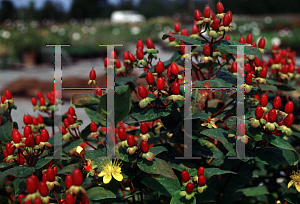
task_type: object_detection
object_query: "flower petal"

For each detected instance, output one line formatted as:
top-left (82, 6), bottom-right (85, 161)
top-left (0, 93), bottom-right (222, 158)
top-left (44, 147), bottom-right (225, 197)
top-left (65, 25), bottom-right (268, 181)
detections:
top-left (98, 171), bottom-right (106, 177)
top-left (287, 180), bottom-right (295, 188)
top-left (295, 183), bottom-right (300, 193)
top-left (112, 172), bottom-right (123, 182)
top-left (103, 173), bottom-right (112, 184)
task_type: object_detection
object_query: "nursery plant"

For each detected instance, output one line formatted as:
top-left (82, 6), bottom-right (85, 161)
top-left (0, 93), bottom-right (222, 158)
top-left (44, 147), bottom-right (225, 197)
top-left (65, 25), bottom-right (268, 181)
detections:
top-left (1, 2), bottom-right (300, 204)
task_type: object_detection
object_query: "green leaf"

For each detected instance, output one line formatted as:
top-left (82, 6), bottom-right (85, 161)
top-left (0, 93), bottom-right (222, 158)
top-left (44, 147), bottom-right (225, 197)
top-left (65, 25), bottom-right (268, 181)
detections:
top-left (141, 175), bottom-right (181, 197)
top-left (236, 186), bottom-right (269, 197)
top-left (200, 128), bottom-right (235, 155)
top-left (185, 113), bottom-right (209, 120)
top-left (57, 163), bottom-right (79, 174)
top-left (150, 146), bottom-right (168, 155)
top-left (162, 33), bottom-right (206, 45)
top-left (258, 84), bottom-right (278, 94)
top-left (0, 166), bottom-right (35, 189)
top-left (115, 76), bottom-right (137, 86)
top-left (266, 135), bottom-right (298, 153)
top-left (193, 139), bottom-right (224, 160)
top-left (252, 147), bottom-right (298, 165)
top-left (126, 108), bottom-right (171, 123)
top-left (0, 163), bottom-right (14, 170)
top-left (115, 147), bottom-right (137, 163)
top-left (0, 121), bottom-right (13, 143)
top-left (34, 156), bottom-right (53, 169)
top-left (170, 190), bottom-right (196, 204)
top-left (97, 85), bottom-right (131, 126)
top-left (71, 94), bottom-right (100, 107)
top-left (193, 78), bottom-right (233, 88)
top-left (138, 157), bottom-right (175, 179)
top-left (86, 187), bottom-right (116, 201)
top-left (84, 106), bottom-right (100, 124)
top-left (212, 40), bottom-right (263, 62)
top-left (267, 79), bottom-right (295, 91)
top-left (284, 193), bottom-right (300, 204)
top-left (85, 149), bottom-right (106, 160)
top-left (14, 177), bottom-right (26, 196)
top-left (64, 139), bottom-right (83, 153)
top-left (80, 124), bottom-right (92, 140)
top-left (204, 168), bottom-right (237, 180)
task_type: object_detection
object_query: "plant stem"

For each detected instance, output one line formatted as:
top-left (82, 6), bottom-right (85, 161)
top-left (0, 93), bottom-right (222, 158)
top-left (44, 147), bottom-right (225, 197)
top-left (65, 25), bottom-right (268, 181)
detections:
top-left (211, 99), bottom-right (235, 118)
top-left (83, 140), bottom-right (97, 150)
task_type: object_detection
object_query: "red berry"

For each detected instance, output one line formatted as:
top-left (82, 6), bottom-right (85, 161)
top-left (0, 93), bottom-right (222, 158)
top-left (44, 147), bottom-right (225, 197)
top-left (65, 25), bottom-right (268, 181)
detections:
top-left (90, 122), bottom-right (97, 132)
top-left (231, 62), bottom-right (237, 73)
top-left (203, 44), bottom-right (211, 57)
top-left (32, 117), bottom-right (38, 126)
top-left (192, 24), bottom-right (198, 34)
top-left (258, 37), bottom-right (265, 49)
top-left (211, 18), bottom-right (220, 31)
top-left (217, 2), bottom-right (224, 13)
top-left (65, 174), bottom-right (73, 189)
top-left (197, 167), bottom-right (205, 176)
top-left (53, 166), bottom-right (58, 175)
top-left (254, 57), bottom-right (261, 67)
top-left (186, 182), bottom-right (194, 193)
top-left (6, 142), bottom-right (15, 155)
top-left (146, 72), bottom-right (155, 85)
top-left (33, 197), bottom-right (43, 204)
top-left (41, 129), bottom-right (49, 142)
top-left (246, 33), bottom-right (253, 44)
top-left (138, 86), bottom-right (148, 99)
top-left (260, 94), bottom-right (268, 107)
top-left (203, 6), bottom-right (210, 18)
top-left (72, 168), bottom-right (83, 186)
top-left (168, 32), bottom-right (175, 42)
top-left (89, 69), bottom-right (96, 80)
top-left (3, 149), bottom-right (8, 158)
top-left (136, 48), bottom-right (144, 60)
top-left (273, 96), bottom-right (281, 109)
top-left (284, 113), bottom-right (294, 127)
top-left (136, 40), bottom-right (143, 49)
top-left (1, 96), bottom-right (5, 104)
top-left (38, 115), bottom-right (44, 124)
top-left (123, 51), bottom-right (129, 60)
top-left (35, 135), bottom-right (41, 145)
top-left (198, 175), bottom-right (206, 186)
top-left (67, 114), bottom-right (75, 125)
top-left (225, 35), bottom-right (230, 40)
top-left (284, 101), bottom-right (294, 114)
top-left (38, 181), bottom-right (49, 197)
top-left (37, 91), bottom-right (44, 100)
top-left (46, 167), bottom-right (56, 182)
top-left (115, 59), bottom-right (121, 68)
top-left (95, 86), bottom-right (102, 97)
top-left (31, 97), bottom-right (37, 106)
top-left (244, 63), bottom-right (251, 74)
top-left (65, 193), bottom-right (74, 204)
top-left (141, 141), bottom-right (149, 153)
top-left (194, 9), bottom-right (202, 21)
top-left (24, 125), bottom-right (31, 137)
top-left (128, 52), bottom-right (135, 62)
top-left (110, 51), bottom-right (117, 59)
top-left (64, 118), bottom-right (70, 128)
top-left (18, 194), bottom-right (26, 204)
top-left (42, 173), bottom-right (47, 182)
top-left (223, 14), bottom-right (231, 26)
top-left (289, 64), bottom-right (295, 73)
top-left (263, 114), bottom-right (269, 122)
top-left (181, 170), bottom-right (190, 182)
top-left (239, 36), bottom-right (246, 44)
top-left (245, 72), bottom-right (252, 85)
top-left (238, 123), bottom-right (247, 136)
top-left (255, 106), bottom-right (263, 119)
top-left (25, 134), bottom-right (35, 147)
top-left (5, 90), bottom-right (12, 99)
top-left (39, 97), bottom-right (45, 106)
top-left (140, 122), bottom-right (148, 134)
top-left (174, 23), bottom-right (180, 33)
top-left (274, 54), bottom-right (281, 64)
top-left (81, 195), bottom-right (89, 204)
top-left (268, 109), bottom-right (277, 123)
top-left (156, 60), bottom-right (164, 74)
top-left (12, 130), bottom-right (21, 143)
top-left (260, 68), bottom-right (267, 78)
top-left (146, 37), bottom-right (154, 49)
top-left (181, 28), bottom-right (189, 36)
top-left (157, 77), bottom-right (165, 90)
top-left (127, 134), bottom-right (135, 147)
top-left (118, 127), bottom-right (127, 141)
top-left (26, 175), bottom-right (39, 194)
top-left (172, 82), bottom-right (180, 95)
top-left (170, 63), bottom-right (179, 75)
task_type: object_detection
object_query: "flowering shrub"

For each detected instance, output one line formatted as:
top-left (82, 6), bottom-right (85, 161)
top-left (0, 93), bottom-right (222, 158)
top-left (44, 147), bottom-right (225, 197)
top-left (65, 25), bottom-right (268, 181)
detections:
top-left (1, 2), bottom-right (300, 204)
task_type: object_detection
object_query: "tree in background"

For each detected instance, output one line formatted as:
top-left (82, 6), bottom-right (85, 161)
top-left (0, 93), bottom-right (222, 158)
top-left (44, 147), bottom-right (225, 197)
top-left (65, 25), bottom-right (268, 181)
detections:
top-left (0, 1), bottom-right (17, 21)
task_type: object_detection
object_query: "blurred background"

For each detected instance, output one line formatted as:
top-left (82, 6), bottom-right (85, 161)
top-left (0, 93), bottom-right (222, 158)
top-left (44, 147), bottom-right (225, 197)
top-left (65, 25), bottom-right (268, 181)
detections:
top-left (0, 0), bottom-right (300, 126)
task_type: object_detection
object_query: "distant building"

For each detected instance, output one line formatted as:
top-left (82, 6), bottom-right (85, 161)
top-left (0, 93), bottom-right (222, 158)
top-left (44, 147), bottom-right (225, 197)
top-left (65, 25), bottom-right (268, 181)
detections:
top-left (110, 10), bottom-right (145, 24)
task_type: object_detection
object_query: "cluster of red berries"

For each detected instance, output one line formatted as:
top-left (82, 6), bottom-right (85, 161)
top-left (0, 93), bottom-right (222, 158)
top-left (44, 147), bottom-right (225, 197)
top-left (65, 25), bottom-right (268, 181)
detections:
top-left (251, 95), bottom-right (294, 136)
top-left (179, 167), bottom-right (207, 200)
top-left (0, 89), bottom-right (14, 107)
top-left (31, 91), bottom-right (59, 111)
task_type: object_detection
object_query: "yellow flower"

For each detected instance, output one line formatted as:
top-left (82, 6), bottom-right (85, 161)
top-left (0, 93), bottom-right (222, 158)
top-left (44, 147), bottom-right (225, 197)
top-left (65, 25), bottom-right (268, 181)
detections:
top-left (201, 117), bottom-right (218, 129)
top-left (98, 159), bottom-right (123, 184)
top-left (287, 170), bottom-right (300, 192)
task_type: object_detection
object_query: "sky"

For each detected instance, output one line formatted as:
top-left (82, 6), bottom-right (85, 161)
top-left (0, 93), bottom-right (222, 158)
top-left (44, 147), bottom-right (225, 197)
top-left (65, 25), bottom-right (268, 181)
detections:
top-left (4, 0), bottom-right (140, 11)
